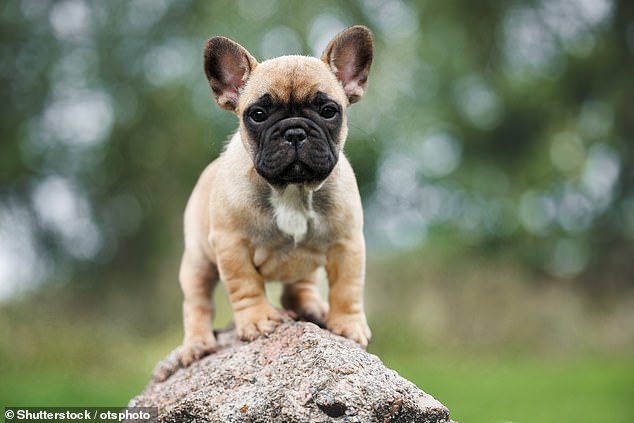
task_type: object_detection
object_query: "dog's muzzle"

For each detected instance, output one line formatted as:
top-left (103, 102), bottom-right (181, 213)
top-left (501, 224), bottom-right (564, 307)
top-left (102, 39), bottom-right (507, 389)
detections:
top-left (255, 118), bottom-right (337, 186)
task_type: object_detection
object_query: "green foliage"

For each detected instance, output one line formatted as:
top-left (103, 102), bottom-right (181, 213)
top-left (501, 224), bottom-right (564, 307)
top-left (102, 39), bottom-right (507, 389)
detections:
top-left (1, 0), bottom-right (633, 294)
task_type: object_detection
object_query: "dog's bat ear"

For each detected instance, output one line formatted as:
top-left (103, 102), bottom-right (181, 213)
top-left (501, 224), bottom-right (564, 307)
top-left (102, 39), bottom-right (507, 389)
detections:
top-left (321, 26), bottom-right (374, 105)
top-left (204, 36), bottom-right (258, 112)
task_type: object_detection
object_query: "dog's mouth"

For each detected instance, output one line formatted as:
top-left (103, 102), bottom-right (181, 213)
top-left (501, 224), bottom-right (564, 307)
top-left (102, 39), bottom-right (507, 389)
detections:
top-left (252, 120), bottom-right (339, 187)
top-left (256, 159), bottom-right (333, 187)
top-left (277, 161), bottom-right (318, 184)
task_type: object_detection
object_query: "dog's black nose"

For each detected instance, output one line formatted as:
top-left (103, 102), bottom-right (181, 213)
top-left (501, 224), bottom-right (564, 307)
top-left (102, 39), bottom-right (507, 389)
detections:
top-left (283, 127), bottom-right (307, 147)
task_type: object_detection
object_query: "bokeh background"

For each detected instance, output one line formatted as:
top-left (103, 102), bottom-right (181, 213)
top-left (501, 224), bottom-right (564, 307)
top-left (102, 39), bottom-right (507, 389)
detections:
top-left (1, 0), bottom-right (633, 421)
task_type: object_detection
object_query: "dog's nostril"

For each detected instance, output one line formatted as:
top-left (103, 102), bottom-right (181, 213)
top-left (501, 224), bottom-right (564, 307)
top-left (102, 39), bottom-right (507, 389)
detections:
top-left (283, 128), bottom-right (307, 145)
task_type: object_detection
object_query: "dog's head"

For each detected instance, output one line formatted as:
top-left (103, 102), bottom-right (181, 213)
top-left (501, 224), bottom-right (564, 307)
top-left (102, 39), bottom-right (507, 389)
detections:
top-left (203, 26), bottom-right (373, 189)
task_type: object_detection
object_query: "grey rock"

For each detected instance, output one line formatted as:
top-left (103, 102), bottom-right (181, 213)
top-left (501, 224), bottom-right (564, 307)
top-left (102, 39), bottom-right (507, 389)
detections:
top-left (130, 322), bottom-right (451, 423)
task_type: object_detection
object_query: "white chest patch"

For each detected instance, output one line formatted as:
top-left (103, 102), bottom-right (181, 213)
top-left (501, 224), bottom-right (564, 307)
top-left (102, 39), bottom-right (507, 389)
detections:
top-left (270, 185), bottom-right (316, 243)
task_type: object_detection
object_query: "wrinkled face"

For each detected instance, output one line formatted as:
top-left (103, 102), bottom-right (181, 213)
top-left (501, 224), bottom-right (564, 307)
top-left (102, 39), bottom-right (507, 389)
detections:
top-left (238, 57), bottom-right (348, 188)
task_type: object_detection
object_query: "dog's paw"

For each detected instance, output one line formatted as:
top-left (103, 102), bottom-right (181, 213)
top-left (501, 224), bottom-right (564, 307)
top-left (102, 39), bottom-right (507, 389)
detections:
top-left (327, 312), bottom-right (371, 347)
top-left (281, 284), bottom-right (328, 327)
top-left (151, 337), bottom-right (215, 383)
top-left (152, 357), bottom-right (179, 383)
top-left (295, 298), bottom-right (329, 327)
top-left (235, 303), bottom-right (290, 341)
top-left (178, 336), bottom-right (217, 368)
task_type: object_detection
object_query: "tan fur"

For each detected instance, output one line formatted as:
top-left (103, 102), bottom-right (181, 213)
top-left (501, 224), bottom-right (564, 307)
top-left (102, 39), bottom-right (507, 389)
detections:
top-left (177, 28), bottom-right (373, 369)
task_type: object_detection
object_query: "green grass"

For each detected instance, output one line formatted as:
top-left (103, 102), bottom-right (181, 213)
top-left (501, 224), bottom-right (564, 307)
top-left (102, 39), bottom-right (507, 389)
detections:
top-left (382, 353), bottom-right (634, 423)
top-left (0, 315), bottom-right (176, 407)
top-left (0, 347), bottom-right (160, 407)
top-left (2, 338), bottom-right (632, 423)
top-left (2, 260), bottom-right (633, 421)
top-left (0, 369), bottom-right (143, 406)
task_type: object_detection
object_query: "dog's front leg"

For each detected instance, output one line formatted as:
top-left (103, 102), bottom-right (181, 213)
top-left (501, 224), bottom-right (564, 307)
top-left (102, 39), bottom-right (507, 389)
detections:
top-left (216, 233), bottom-right (287, 341)
top-left (325, 233), bottom-right (371, 346)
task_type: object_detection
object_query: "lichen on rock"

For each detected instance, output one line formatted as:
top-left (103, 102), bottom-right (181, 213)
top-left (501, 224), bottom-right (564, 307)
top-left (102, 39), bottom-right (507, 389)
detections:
top-left (130, 322), bottom-right (451, 423)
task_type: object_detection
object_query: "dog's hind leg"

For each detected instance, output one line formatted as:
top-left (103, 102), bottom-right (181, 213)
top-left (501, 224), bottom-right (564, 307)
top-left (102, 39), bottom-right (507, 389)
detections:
top-left (281, 269), bottom-right (328, 327)
top-left (178, 250), bottom-right (219, 367)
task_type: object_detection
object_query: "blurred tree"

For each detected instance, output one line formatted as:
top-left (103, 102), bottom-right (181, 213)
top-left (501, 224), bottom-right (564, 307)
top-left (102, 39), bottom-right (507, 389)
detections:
top-left (0, 0), bottom-right (632, 303)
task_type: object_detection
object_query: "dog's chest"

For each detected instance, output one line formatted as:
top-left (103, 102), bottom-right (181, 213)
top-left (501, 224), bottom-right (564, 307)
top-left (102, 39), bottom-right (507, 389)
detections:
top-left (250, 185), bottom-right (331, 282)
top-left (253, 244), bottom-right (326, 282)
top-left (270, 185), bottom-right (315, 243)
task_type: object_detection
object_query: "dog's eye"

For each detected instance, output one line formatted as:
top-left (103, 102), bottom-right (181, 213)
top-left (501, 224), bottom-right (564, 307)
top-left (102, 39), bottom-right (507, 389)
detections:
top-left (249, 109), bottom-right (268, 123)
top-left (320, 105), bottom-right (337, 119)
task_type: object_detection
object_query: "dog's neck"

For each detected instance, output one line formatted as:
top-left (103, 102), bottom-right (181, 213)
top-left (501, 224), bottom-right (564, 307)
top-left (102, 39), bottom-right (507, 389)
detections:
top-left (232, 132), bottom-right (324, 243)
top-left (269, 184), bottom-right (316, 243)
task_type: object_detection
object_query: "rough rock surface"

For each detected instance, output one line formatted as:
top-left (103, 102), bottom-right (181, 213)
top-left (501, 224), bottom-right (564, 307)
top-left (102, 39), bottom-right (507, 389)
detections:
top-left (130, 322), bottom-right (451, 422)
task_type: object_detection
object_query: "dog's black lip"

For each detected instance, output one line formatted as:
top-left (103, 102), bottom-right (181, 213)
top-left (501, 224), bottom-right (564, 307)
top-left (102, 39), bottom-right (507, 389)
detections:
top-left (259, 160), bottom-right (326, 186)
top-left (279, 161), bottom-right (316, 181)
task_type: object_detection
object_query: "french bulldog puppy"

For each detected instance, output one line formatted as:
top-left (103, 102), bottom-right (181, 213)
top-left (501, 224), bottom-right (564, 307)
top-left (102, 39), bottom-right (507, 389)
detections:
top-left (176, 26), bottom-right (374, 372)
